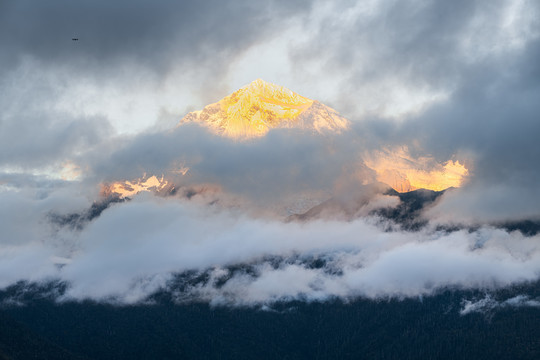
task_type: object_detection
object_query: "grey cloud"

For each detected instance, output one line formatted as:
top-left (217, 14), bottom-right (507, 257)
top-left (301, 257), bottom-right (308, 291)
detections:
top-left (414, 39), bottom-right (540, 222)
top-left (0, 111), bottom-right (109, 170)
top-left (0, 72), bottom-right (111, 170)
top-left (83, 124), bottom-right (374, 208)
top-left (289, 0), bottom-right (489, 113)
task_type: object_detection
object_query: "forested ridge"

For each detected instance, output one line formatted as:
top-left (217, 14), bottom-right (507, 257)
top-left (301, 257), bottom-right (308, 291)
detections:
top-left (1, 281), bottom-right (539, 359)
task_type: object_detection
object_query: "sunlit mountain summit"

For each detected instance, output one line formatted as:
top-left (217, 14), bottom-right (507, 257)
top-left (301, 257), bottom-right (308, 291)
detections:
top-left (180, 79), bottom-right (349, 139)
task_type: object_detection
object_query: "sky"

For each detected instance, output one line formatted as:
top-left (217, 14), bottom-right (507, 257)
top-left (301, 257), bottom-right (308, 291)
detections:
top-left (1, 0), bottom-right (540, 306)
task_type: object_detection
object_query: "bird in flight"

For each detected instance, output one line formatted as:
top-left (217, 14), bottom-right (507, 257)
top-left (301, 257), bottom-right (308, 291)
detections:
top-left (72, 38), bottom-right (79, 41)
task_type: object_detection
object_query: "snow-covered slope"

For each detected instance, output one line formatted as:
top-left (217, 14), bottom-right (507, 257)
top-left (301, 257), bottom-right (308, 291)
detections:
top-left (180, 79), bottom-right (349, 139)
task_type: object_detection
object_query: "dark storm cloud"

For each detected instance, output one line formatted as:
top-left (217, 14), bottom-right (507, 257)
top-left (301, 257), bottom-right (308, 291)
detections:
top-left (408, 40), bottom-right (540, 168)
top-left (409, 37), bottom-right (540, 222)
top-left (0, 0), bottom-right (312, 78)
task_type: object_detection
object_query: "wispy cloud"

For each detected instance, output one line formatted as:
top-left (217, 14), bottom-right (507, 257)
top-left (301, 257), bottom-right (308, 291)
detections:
top-left (460, 294), bottom-right (540, 315)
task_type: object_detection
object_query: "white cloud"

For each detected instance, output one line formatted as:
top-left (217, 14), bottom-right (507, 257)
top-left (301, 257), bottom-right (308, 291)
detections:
top-left (1, 188), bottom-right (539, 305)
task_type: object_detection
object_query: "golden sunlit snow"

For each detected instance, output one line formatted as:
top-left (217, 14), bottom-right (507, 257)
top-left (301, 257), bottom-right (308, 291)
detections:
top-left (179, 79), bottom-right (349, 139)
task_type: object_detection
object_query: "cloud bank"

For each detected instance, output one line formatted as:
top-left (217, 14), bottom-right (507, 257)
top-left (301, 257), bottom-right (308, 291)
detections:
top-left (1, 0), bottom-right (540, 305)
top-left (1, 187), bottom-right (539, 305)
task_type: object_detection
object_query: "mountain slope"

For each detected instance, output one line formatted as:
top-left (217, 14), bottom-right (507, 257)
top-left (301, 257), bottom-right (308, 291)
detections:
top-left (180, 79), bottom-right (349, 139)
top-left (2, 281), bottom-right (540, 360)
top-left (0, 312), bottom-right (86, 360)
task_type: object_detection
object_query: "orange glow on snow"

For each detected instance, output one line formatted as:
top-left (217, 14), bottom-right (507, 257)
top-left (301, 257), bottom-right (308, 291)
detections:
top-left (102, 175), bottom-right (169, 198)
top-left (364, 148), bottom-right (469, 192)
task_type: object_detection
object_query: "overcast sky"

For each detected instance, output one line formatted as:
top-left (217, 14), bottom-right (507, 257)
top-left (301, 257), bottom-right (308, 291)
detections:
top-left (1, 0), bottom-right (540, 304)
